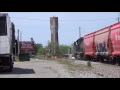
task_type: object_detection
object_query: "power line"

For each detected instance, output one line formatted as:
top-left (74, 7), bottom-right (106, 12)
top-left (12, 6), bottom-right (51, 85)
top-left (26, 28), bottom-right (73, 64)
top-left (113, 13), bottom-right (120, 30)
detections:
top-left (10, 17), bottom-right (49, 21)
top-left (79, 20), bottom-right (116, 35)
top-left (10, 17), bottom-right (117, 22)
top-left (81, 20), bottom-right (116, 30)
top-left (59, 18), bottom-right (116, 21)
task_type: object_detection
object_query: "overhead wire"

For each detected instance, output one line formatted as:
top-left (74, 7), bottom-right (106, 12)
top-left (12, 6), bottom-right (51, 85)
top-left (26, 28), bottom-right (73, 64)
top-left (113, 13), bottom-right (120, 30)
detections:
top-left (82, 20), bottom-right (117, 30)
top-left (10, 17), bottom-right (117, 22)
top-left (80, 20), bottom-right (117, 35)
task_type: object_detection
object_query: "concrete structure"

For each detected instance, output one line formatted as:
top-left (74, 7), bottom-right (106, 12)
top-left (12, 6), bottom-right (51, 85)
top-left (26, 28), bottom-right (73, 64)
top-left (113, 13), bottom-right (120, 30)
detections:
top-left (50, 16), bottom-right (59, 55)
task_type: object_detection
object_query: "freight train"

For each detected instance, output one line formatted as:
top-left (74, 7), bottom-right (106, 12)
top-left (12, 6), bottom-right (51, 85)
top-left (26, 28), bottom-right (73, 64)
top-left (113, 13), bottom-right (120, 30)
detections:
top-left (74, 22), bottom-right (120, 65)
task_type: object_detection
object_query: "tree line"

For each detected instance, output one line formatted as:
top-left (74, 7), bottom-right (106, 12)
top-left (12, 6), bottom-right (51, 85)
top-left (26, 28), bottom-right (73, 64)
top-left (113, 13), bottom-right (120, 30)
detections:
top-left (34, 42), bottom-right (71, 57)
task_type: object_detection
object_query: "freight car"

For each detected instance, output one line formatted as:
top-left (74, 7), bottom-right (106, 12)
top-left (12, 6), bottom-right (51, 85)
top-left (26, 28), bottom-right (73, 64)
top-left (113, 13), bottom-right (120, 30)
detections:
top-left (84, 32), bottom-right (95, 61)
top-left (74, 22), bottom-right (120, 65)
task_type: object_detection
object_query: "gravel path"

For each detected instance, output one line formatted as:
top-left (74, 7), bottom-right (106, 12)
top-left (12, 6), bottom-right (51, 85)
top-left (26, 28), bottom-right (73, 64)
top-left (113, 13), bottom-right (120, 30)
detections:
top-left (0, 59), bottom-right (71, 78)
top-left (65, 59), bottom-right (120, 78)
top-left (0, 58), bottom-right (120, 78)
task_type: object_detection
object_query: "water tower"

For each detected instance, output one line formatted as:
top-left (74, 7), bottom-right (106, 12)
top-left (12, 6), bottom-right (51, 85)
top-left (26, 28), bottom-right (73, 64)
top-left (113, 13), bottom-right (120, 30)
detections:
top-left (50, 16), bottom-right (59, 55)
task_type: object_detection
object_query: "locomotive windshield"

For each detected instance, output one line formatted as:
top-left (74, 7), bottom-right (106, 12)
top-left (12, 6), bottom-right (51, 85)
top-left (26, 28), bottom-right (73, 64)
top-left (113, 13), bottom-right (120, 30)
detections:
top-left (0, 17), bottom-right (7, 35)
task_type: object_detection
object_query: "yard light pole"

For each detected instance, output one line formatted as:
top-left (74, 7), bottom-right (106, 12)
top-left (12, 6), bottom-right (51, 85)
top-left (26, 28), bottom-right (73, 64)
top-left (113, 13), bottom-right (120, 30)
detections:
top-left (18, 29), bottom-right (19, 55)
top-left (118, 12), bottom-right (120, 22)
top-left (79, 27), bottom-right (81, 38)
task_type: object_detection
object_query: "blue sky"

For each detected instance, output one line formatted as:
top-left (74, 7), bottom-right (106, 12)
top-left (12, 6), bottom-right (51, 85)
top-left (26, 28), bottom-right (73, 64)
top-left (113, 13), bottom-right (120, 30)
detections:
top-left (1, 12), bottom-right (119, 46)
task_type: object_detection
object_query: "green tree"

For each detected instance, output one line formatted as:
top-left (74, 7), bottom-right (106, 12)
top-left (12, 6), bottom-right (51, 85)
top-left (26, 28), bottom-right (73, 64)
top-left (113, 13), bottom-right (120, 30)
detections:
top-left (34, 43), bottom-right (43, 54)
top-left (43, 41), bottom-right (59, 56)
top-left (38, 47), bottom-right (45, 55)
top-left (59, 45), bottom-right (70, 56)
top-left (44, 41), bottom-right (70, 57)
top-left (51, 41), bottom-right (59, 56)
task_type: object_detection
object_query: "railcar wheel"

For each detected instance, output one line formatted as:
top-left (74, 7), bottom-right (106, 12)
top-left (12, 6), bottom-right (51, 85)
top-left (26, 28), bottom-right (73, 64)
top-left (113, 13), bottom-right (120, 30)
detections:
top-left (111, 57), bottom-right (116, 65)
top-left (116, 57), bottom-right (120, 66)
top-left (97, 56), bottom-right (100, 62)
top-left (100, 56), bottom-right (104, 63)
top-left (118, 57), bottom-right (120, 65)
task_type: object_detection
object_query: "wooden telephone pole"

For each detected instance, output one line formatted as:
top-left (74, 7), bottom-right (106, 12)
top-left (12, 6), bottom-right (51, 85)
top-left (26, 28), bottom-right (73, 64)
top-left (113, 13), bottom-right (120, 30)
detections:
top-left (18, 29), bottom-right (20, 56)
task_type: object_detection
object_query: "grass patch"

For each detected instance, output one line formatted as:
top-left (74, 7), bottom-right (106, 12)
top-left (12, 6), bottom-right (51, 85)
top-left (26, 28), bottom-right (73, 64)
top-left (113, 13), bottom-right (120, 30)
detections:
top-left (15, 56), bottom-right (20, 62)
top-left (56, 59), bottom-right (93, 71)
top-left (33, 55), bottom-right (45, 60)
top-left (33, 56), bottom-right (93, 72)
top-left (87, 61), bottom-right (91, 67)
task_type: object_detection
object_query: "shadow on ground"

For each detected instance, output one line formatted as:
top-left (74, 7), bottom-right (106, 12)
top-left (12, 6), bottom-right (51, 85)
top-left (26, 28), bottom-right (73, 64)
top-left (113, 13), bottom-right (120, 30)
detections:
top-left (0, 67), bottom-right (35, 74)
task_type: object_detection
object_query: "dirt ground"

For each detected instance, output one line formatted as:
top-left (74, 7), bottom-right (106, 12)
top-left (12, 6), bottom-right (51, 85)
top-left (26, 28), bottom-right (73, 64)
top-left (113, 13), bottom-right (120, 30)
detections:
top-left (0, 58), bottom-right (120, 78)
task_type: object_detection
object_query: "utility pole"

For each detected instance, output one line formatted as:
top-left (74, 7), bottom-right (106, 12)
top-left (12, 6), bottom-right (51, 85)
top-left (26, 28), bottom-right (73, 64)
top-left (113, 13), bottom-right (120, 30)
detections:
top-left (79, 27), bottom-right (81, 38)
top-left (18, 29), bottom-right (20, 56)
top-left (118, 12), bottom-right (120, 22)
top-left (20, 31), bottom-right (22, 41)
top-left (15, 42), bottom-right (16, 56)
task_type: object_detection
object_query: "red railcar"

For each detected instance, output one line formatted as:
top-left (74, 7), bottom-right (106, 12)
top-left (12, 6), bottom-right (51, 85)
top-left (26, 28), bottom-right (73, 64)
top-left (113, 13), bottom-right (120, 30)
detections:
top-left (94, 26), bottom-right (111, 62)
top-left (110, 22), bottom-right (120, 55)
top-left (109, 22), bottom-right (120, 64)
top-left (84, 32), bottom-right (95, 60)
